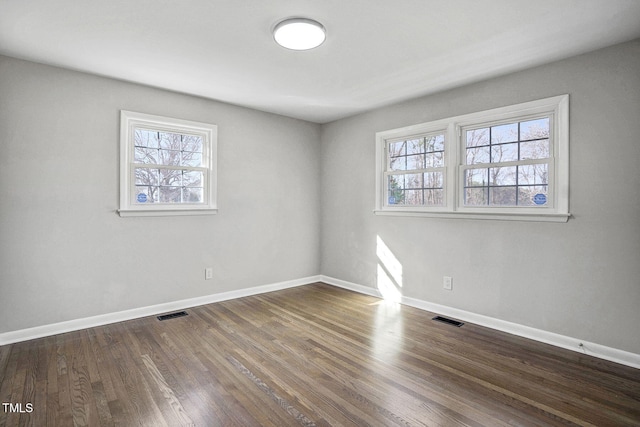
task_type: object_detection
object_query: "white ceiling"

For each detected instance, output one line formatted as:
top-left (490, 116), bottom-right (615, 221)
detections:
top-left (1, 1), bottom-right (639, 123)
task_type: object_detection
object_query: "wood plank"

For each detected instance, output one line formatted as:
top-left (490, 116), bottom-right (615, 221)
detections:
top-left (0, 282), bottom-right (639, 426)
top-left (140, 353), bottom-right (194, 426)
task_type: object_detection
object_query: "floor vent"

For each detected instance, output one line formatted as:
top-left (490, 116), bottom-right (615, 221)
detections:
top-left (432, 316), bottom-right (464, 327)
top-left (157, 311), bottom-right (188, 321)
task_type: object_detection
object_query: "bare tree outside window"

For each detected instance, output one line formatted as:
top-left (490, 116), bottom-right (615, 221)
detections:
top-left (133, 129), bottom-right (204, 204)
top-left (463, 118), bottom-right (550, 207)
top-left (386, 134), bottom-right (445, 206)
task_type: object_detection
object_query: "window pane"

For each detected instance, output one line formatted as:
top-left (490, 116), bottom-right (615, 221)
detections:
top-left (466, 128), bottom-right (489, 147)
top-left (387, 172), bottom-right (443, 207)
top-left (159, 186), bottom-right (182, 203)
top-left (405, 173), bottom-right (423, 189)
top-left (423, 172), bottom-right (443, 189)
top-left (466, 146), bottom-right (490, 164)
top-left (181, 135), bottom-right (203, 152)
top-left (426, 135), bottom-right (445, 152)
top-left (159, 132), bottom-right (181, 150)
top-left (521, 118), bottom-right (549, 141)
top-left (518, 186), bottom-right (548, 206)
top-left (183, 187), bottom-right (203, 203)
top-left (389, 156), bottom-right (406, 171)
top-left (403, 190), bottom-right (423, 205)
top-left (491, 123), bottom-right (518, 144)
top-left (491, 143), bottom-right (518, 163)
top-left (182, 170), bottom-right (203, 187)
top-left (181, 151), bottom-right (203, 167)
top-left (518, 164), bottom-right (548, 185)
top-left (490, 186), bottom-right (517, 206)
top-left (406, 138), bottom-right (424, 155)
top-left (425, 152), bottom-right (444, 168)
top-left (464, 168), bottom-right (488, 187)
top-left (388, 174), bottom-right (405, 188)
top-left (134, 147), bottom-right (159, 164)
top-left (159, 168), bottom-right (182, 186)
top-left (135, 168), bottom-right (159, 186)
top-left (489, 166), bottom-right (517, 186)
top-left (406, 154), bottom-right (425, 170)
top-left (134, 129), bottom-right (159, 148)
top-left (387, 189), bottom-right (403, 205)
top-left (134, 185), bottom-right (158, 204)
top-left (424, 189), bottom-right (444, 206)
top-left (158, 149), bottom-right (181, 166)
top-left (388, 140), bottom-right (406, 156)
top-left (134, 169), bottom-right (204, 204)
top-left (134, 131), bottom-right (205, 167)
top-left (520, 139), bottom-right (549, 160)
top-left (465, 187), bottom-right (488, 206)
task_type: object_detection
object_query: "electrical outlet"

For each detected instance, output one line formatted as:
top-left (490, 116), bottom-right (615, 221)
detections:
top-left (205, 267), bottom-right (213, 280)
top-left (443, 276), bottom-right (453, 290)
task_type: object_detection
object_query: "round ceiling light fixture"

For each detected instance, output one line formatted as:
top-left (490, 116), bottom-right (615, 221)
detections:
top-left (273, 18), bottom-right (326, 50)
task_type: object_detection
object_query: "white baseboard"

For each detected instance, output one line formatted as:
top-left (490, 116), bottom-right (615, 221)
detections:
top-left (321, 275), bottom-right (640, 370)
top-left (0, 275), bottom-right (323, 346)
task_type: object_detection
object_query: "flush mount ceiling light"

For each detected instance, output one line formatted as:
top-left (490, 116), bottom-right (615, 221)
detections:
top-left (273, 18), bottom-right (326, 50)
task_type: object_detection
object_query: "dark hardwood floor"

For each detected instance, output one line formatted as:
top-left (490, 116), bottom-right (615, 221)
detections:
top-left (1, 282), bottom-right (639, 426)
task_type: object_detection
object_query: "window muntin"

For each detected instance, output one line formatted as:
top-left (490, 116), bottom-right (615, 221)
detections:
top-left (375, 95), bottom-right (569, 222)
top-left (119, 111), bottom-right (217, 217)
top-left (385, 133), bottom-right (446, 207)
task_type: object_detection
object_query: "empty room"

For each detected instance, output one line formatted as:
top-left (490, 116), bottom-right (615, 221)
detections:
top-left (1, 1), bottom-right (640, 426)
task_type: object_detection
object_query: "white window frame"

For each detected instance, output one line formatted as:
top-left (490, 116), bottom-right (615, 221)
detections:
top-left (375, 95), bottom-right (569, 222)
top-left (119, 110), bottom-right (218, 217)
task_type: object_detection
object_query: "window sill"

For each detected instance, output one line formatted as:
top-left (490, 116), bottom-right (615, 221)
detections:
top-left (373, 209), bottom-right (570, 222)
top-left (118, 208), bottom-right (218, 217)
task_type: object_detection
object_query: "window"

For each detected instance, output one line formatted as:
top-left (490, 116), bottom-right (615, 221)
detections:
top-left (119, 111), bottom-right (217, 217)
top-left (386, 132), bottom-right (446, 207)
top-left (375, 95), bottom-right (569, 222)
top-left (461, 117), bottom-right (551, 208)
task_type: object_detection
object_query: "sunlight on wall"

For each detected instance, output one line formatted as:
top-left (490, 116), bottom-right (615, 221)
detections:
top-left (376, 235), bottom-right (403, 302)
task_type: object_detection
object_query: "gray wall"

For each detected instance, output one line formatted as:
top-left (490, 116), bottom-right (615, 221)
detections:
top-left (2, 40), bottom-right (639, 356)
top-left (0, 56), bottom-right (321, 333)
top-left (320, 39), bottom-right (640, 354)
